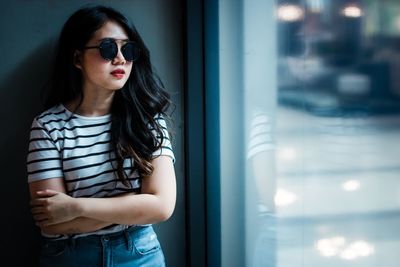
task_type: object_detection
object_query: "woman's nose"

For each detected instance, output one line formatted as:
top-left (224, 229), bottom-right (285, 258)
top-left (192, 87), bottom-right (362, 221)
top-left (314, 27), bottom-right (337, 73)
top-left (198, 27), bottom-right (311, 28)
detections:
top-left (112, 46), bottom-right (126, 65)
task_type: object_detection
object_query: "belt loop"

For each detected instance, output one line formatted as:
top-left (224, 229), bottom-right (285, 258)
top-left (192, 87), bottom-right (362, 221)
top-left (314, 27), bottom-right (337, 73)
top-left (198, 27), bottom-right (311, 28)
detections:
top-left (124, 228), bottom-right (133, 252)
top-left (68, 236), bottom-right (76, 249)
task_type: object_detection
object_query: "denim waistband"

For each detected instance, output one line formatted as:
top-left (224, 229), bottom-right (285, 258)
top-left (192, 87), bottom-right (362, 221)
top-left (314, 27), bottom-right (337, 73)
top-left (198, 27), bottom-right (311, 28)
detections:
top-left (42, 225), bottom-right (150, 247)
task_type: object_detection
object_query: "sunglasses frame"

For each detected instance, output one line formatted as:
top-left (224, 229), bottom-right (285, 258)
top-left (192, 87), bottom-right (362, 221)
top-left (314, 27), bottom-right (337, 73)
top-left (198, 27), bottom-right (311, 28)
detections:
top-left (82, 38), bottom-right (140, 62)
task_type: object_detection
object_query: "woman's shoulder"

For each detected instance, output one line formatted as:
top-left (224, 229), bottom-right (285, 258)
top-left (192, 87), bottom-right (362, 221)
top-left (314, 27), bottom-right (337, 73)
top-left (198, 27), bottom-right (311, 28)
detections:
top-left (32, 104), bottom-right (68, 126)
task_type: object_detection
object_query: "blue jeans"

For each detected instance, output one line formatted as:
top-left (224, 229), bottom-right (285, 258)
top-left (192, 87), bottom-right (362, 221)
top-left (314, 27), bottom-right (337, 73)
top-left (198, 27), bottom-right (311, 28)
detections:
top-left (253, 213), bottom-right (277, 267)
top-left (40, 225), bottom-right (166, 267)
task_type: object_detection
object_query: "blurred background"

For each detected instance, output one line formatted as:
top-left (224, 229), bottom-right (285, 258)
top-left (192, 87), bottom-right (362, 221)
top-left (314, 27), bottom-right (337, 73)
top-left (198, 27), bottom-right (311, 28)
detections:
top-left (240, 0), bottom-right (400, 266)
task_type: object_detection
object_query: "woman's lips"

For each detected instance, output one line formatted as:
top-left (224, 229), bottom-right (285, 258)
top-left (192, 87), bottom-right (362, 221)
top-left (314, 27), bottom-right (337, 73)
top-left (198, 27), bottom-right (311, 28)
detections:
top-left (110, 69), bottom-right (125, 79)
top-left (111, 73), bottom-right (125, 78)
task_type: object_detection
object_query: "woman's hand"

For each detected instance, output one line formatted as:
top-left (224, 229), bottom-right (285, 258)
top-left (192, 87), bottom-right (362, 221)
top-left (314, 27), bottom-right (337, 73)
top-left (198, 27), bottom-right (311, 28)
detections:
top-left (30, 189), bottom-right (82, 227)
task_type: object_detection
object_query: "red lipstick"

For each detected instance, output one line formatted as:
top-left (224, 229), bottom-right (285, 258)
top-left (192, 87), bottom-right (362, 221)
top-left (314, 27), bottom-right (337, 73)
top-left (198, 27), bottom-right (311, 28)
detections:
top-left (110, 69), bottom-right (125, 78)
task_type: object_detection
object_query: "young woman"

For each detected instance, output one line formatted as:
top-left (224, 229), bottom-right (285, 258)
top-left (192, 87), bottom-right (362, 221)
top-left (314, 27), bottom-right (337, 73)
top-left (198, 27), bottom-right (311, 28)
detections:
top-left (26, 5), bottom-right (176, 267)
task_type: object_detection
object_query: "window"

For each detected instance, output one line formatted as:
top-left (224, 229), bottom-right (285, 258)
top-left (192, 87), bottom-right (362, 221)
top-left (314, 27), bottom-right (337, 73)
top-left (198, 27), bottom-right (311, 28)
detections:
top-left (204, 0), bottom-right (400, 266)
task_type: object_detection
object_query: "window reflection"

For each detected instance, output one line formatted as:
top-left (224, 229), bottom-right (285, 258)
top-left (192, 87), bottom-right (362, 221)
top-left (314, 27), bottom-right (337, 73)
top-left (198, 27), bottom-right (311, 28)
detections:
top-left (278, 0), bottom-right (400, 115)
top-left (245, 0), bottom-right (400, 266)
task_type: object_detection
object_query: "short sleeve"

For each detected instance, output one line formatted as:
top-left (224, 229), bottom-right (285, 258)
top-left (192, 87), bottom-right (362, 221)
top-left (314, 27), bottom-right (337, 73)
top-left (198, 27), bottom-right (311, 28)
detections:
top-left (26, 118), bottom-right (63, 183)
top-left (151, 115), bottom-right (175, 163)
top-left (247, 111), bottom-right (275, 160)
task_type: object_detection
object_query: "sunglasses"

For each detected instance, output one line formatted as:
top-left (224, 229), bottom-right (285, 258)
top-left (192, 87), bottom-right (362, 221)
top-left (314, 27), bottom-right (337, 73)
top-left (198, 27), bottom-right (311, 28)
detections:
top-left (83, 38), bottom-right (140, 62)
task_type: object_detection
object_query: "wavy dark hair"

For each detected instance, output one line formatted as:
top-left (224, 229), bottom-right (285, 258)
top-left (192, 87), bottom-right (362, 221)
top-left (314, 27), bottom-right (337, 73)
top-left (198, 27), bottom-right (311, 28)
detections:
top-left (44, 5), bottom-right (172, 185)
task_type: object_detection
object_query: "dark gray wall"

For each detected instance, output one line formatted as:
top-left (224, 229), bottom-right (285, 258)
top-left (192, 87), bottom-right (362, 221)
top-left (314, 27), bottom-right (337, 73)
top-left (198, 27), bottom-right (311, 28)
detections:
top-left (0, 1), bottom-right (185, 266)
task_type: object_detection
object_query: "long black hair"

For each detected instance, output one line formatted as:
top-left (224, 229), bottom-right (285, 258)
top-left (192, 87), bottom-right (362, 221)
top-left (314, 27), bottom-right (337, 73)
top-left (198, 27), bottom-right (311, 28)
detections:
top-left (44, 5), bottom-right (172, 185)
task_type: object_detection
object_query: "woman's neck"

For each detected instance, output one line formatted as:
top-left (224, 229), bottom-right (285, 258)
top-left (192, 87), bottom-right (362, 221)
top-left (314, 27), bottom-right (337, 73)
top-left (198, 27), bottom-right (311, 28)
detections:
top-left (66, 89), bottom-right (115, 117)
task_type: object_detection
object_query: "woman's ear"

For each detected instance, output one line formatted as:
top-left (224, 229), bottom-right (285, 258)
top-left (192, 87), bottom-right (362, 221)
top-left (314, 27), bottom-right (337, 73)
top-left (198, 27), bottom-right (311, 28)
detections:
top-left (73, 51), bottom-right (82, 69)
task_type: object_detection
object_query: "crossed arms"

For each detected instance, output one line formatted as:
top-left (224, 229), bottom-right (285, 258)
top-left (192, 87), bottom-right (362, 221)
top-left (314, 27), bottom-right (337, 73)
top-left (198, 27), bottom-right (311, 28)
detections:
top-left (29, 156), bottom-right (176, 235)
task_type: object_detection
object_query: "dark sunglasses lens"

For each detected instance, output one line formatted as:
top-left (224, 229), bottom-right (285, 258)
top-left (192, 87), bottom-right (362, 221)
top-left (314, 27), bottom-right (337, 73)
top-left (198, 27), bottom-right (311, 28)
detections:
top-left (122, 43), bottom-right (140, 62)
top-left (100, 41), bottom-right (118, 60)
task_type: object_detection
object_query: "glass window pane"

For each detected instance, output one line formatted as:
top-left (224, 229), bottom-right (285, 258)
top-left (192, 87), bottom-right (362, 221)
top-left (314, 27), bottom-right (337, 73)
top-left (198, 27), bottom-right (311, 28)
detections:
top-left (239, 0), bottom-right (400, 266)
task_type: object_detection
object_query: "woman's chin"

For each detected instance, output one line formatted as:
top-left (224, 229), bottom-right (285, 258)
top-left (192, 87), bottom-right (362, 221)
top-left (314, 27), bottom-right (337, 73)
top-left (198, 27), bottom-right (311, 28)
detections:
top-left (107, 83), bottom-right (127, 91)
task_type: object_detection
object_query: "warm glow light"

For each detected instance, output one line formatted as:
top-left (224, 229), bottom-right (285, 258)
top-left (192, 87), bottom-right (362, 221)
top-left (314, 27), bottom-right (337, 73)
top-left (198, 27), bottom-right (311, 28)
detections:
top-left (274, 188), bottom-right (298, 207)
top-left (278, 147), bottom-right (297, 160)
top-left (341, 5), bottom-right (363, 18)
top-left (342, 180), bottom-right (361, 191)
top-left (277, 4), bottom-right (304, 22)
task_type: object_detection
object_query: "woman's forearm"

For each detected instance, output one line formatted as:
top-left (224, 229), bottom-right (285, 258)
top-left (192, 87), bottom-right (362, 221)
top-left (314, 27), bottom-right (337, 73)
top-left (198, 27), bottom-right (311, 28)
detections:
top-left (41, 217), bottom-right (112, 235)
top-left (33, 157), bottom-right (176, 227)
top-left (75, 193), bottom-right (174, 225)
top-left (74, 157), bottom-right (176, 225)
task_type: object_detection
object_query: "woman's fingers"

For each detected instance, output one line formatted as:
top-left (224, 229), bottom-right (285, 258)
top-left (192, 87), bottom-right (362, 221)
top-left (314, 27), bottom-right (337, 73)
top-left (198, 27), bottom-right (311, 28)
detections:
top-left (30, 191), bottom-right (78, 225)
top-left (36, 219), bottom-right (50, 227)
top-left (33, 213), bottom-right (49, 221)
top-left (31, 206), bottom-right (45, 215)
top-left (36, 189), bottom-right (59, 197)
top-left (30, 198), bottom-right (48, 207)
top-left (30, 190), bottom-right (59, 207)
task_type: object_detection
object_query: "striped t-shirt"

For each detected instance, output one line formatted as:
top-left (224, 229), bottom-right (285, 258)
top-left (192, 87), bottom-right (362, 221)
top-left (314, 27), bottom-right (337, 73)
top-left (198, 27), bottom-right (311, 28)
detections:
top-left (247, 111), bottom-right (276, 214)
top-left (27, 104), bottom-right (175, 239)
top-left (247, 111), bottom-right (275, 159)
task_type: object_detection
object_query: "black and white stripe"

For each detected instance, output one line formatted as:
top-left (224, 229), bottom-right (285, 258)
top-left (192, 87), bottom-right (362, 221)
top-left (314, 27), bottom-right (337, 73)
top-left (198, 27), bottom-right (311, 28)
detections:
top-left (27, 104), bottom-right (175, 239)
top-left (247, 112), bottom-right (275, 159)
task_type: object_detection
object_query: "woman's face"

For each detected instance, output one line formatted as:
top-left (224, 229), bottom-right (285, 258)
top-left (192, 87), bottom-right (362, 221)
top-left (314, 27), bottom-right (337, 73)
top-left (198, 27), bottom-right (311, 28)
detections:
top-left (75, 20), bottom-right (133, 94)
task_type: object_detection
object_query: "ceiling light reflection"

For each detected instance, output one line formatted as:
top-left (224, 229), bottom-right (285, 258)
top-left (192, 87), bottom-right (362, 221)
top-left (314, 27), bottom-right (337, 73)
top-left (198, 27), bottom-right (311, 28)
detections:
top-left (340, 248), bottom-right (358, 260)
top-left (342, 180), bottom-right (361, 191)
top-left (340, 241), bottom-right (374, 260)
top-left (274, 188), bottom-right (298, 207)
top-left (316, 237), bottom-right (374, 260)
top-left (316, 236), bottom-right (346, 257)
top-left (277, 4), bottom-right (305, 22)
top-left (278, 147), bottom-right (297, 161)
top-left (354, 241), bottom-right (374, 257)
top-left (341, 5), bottom-right (363, 18)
